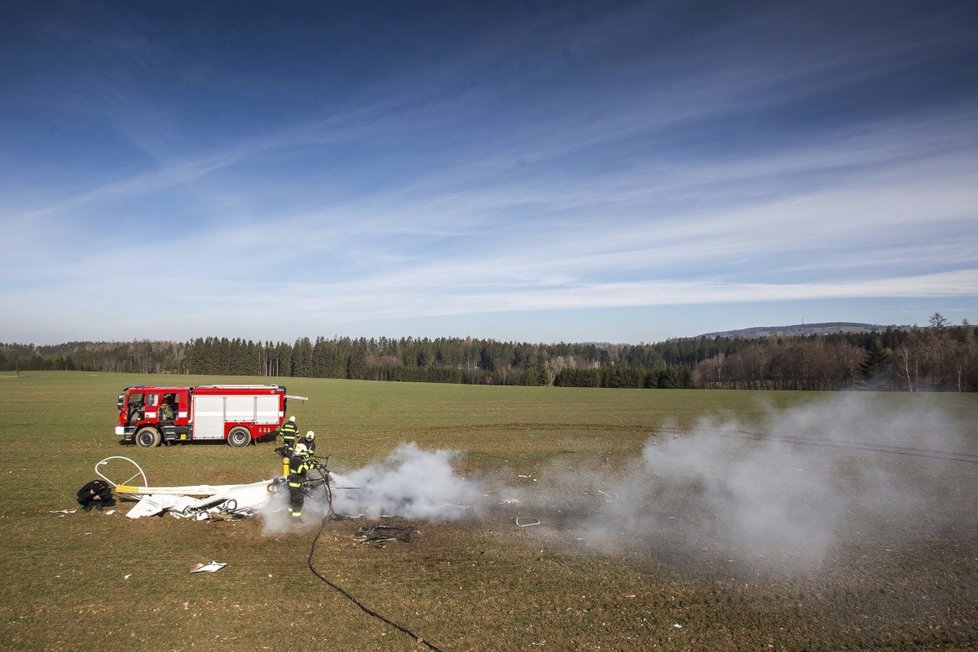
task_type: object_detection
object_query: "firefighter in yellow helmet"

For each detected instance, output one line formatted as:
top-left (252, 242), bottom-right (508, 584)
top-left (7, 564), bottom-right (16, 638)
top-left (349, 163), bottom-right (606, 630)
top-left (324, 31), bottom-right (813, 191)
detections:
top-left (297, 430), bottom-right (317, 454)
top-left (287, 443), bottom-right (312, 521)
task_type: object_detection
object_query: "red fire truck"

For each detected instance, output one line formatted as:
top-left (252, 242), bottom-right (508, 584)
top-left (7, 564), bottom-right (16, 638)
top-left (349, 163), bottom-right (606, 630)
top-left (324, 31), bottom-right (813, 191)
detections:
top-left (115, 384), bottom-right (302, 448)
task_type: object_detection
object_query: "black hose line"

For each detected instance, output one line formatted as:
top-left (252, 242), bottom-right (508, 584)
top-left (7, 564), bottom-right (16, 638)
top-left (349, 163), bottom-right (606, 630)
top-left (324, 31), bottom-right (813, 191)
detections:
top-left (305, 470), bottom-right (444, 652)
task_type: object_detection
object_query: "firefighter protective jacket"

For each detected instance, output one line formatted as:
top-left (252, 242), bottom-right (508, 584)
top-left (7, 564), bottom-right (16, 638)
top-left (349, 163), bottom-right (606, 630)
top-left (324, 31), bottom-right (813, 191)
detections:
top-left (280, 420), bottom-right (300, 444)
top-left (287, 455), bottom-right (311, 487)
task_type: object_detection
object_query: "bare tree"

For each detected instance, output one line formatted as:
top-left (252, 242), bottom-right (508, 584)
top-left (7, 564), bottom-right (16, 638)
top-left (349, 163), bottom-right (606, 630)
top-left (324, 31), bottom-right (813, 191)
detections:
top-left (896, 344), bottom-right (918, 392)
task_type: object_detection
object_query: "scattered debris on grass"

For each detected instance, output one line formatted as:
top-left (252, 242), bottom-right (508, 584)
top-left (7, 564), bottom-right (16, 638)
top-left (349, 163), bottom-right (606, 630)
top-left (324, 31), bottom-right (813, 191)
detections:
top-left (584, 489), bottom-right (620, 502)
top-left (191, 561), bottom-right (227, 573)
top-left (353, 524), bottom-right (417, 545)
top-left (515, 517), bottom-right (541, 527)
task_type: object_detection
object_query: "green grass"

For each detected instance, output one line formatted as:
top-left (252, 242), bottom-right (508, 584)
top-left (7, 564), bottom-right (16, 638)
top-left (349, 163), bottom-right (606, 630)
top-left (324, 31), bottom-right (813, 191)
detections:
top-left (1, 372), bottom-right (977, 650)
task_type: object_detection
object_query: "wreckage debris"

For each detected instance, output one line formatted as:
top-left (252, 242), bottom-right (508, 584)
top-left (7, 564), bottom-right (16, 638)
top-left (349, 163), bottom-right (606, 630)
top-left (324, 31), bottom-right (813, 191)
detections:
top-left (514, 517), bottom-right (541, 527)
top-left (191, 561), bottom-right (227, 573)
top-left (353, 524), bottom-right (418, 545)
top-left (584, 489), bottom-right (620, 503)
top-left (91, 455), bottom-right (349, 522)
top-left (120, 479), bottom-right (278, 519)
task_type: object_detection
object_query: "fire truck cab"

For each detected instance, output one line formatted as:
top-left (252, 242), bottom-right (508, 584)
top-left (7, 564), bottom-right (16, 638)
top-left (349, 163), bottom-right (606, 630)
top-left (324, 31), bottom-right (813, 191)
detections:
top-left (115, 384), bottom-right (293, 448)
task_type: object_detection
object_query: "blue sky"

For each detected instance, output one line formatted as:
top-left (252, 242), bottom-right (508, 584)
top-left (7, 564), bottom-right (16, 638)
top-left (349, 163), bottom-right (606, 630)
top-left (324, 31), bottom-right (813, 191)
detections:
top-left (2, 0), bottom-right (976, 346)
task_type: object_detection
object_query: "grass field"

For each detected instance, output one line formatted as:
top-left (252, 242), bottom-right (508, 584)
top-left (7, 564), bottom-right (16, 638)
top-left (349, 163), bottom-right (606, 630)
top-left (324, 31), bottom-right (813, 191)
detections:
top-left (1, 372), bottom-right (976, 650)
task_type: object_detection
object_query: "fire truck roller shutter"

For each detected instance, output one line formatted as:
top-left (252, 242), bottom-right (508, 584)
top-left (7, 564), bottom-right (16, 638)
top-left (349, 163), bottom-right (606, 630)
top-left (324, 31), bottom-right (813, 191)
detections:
top-left (192, 395), bottom-right (225, 440)
top-left (225, 395), bottom-right (257, 422)
top-left (255, 395), bottom-right (280, 424)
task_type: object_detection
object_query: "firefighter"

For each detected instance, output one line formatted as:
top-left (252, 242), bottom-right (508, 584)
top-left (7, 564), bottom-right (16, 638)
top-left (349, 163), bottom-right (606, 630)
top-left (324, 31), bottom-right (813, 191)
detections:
top-left (277, 416), bottom-right (301, 476)
top-left (287, 443), bottom-right (312, 521)
top-left (159, 398), bottom-right (175, 422)
top-left (76, 480), bottom-right (115, 512)
top-left (279, 416), bottom-right (300, 449)
top-left (297, 430), bottom-right (317, 454)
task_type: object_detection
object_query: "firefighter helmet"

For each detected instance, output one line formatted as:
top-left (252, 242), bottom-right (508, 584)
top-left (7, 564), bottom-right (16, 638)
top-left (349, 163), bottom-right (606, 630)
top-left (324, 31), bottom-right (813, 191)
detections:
top-left (288, 415), bottom-right (296, 422)
top-left (305, 431), bottom-right (315, 441)
top-left (294, 443), bottom-right (309, 457)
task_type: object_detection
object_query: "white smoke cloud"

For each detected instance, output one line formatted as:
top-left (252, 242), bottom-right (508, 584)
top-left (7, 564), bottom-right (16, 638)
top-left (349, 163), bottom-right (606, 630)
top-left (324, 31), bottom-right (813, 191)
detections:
top-left (328, 442), bottom-right (484, 521)
top-left (508, 394), bottom-right (972, 571)
top-left (258, 443), bottom-right (484, 533)
top-left (258, 485), bottom-right (299, 535)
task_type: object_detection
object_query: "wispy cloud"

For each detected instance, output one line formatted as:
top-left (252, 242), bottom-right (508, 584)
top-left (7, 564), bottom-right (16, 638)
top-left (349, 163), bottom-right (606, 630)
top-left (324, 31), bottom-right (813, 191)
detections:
top-left (2, 2), bottom-right (976, 343)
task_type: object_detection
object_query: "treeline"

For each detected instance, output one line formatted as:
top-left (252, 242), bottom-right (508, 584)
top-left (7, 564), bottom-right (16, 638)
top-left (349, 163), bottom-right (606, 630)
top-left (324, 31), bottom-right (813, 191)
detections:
top-left (2, 316), bottom-right (976, 391)
top-left (0, 340), bottom-right (185, 375)
top-left (691, 317), bottom-right (977, 392)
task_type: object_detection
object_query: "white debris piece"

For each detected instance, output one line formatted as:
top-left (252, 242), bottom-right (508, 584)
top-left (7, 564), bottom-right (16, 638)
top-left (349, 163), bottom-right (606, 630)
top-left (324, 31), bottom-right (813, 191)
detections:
top-left (124, 480), bottom-right (279, 519)
top-left (191, 561), bottom-right (227, 573)
top-left (126, 494), bottom-right (197, 519)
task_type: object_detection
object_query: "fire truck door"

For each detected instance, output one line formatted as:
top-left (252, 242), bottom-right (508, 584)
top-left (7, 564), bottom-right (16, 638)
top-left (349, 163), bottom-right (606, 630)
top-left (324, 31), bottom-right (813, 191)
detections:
top-left (255, 395), bottom-right (280, 424)
top-left (192, 395), bottom-right (225, 440)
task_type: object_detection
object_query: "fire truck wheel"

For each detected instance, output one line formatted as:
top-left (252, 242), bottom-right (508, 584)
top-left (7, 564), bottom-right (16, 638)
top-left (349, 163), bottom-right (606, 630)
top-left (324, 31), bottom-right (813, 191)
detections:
top-left (135, 427), bottom-right (161, 448)
top-left (227, 427), bottom-right (252, 448)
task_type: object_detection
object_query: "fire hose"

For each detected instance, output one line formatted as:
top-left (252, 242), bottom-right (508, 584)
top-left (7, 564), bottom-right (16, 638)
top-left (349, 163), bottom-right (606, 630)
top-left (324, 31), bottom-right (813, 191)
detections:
top-left (303, 459), bottom-right (443, 652)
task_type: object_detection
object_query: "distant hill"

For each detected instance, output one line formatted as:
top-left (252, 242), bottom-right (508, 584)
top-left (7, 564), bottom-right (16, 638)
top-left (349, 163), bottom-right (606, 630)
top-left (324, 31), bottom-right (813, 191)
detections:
top-left (697, 322), bottom-right (898, 339)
